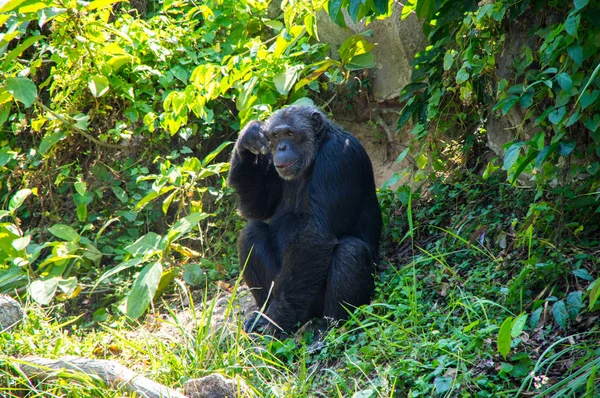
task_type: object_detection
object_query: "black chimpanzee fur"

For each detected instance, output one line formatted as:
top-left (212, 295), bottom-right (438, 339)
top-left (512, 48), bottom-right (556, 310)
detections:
top-left (227, 105), bottom-right (382, 334)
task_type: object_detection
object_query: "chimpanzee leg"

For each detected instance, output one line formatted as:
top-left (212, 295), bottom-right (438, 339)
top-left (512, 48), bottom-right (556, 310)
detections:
top-left (323, 236), bottom-right (375, 321)
top-left (238, 221), bottom-right (281, 307)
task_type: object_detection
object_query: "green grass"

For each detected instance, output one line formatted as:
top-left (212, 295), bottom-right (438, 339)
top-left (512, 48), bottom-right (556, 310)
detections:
top-left (1, 172), bottom-right (599, 397)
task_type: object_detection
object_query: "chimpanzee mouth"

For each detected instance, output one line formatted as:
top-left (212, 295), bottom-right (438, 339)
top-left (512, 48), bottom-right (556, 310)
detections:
top-left (275, 161), bottom-right (297, 169)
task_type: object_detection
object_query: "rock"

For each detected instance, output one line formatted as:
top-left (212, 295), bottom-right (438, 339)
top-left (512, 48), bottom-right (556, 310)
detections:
top-left (184, 374), bottom-right (249, 398)
top-left (0, 294), bottom-right (24, 332)
top-left (316, 3), bottom-right (426, 101)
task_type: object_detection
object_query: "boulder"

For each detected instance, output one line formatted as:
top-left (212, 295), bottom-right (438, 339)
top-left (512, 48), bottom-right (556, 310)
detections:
top-left (316, 4), bottom-right (426, 101)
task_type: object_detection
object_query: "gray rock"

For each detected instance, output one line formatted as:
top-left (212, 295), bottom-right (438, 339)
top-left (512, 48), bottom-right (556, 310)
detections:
top-left (0, 294), bottom-right (23, 332)
top-left (184, 374), bottom-right (248, 398)
top-left (316, 3), bottom-right (426, 101)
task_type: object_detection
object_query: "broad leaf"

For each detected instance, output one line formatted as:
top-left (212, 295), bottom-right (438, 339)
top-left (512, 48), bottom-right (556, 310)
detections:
top-left (48, 224), bottom-right (80, 242)
top-left (434, 377), bottom-right (452, 394)
top-left (556, 73), bottom-right (572, 92)
top-left (166, 212), bottom-right (210, 244)
top-left (125, 232), bottom-right (162, 257)
top-left (498, 316), bottom-right (513, 359)
top-left (125, 261), bottom-right (163, 319)
top-left (89, 75), bottom-right (110, 97)
top-left (6, 77), bottom-right (37, 108)
top-left (39, 132), bottom-right (66, 155)
top-left (552, 300), bottom-right (568, 329)
top-left (8, 189), bottom-right (32, 212)
top-left (548, 106), bottom-right (566, 125)
top-left (503, 142), bottom-right (525, 171)
top-left (511, 313), bottom-right (528, 337)
top-left (29, 277), bottom-right (59, 305)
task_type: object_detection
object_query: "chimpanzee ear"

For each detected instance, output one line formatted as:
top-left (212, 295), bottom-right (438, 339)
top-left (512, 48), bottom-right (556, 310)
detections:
top-left (311, 111), bottom-right (324, 134)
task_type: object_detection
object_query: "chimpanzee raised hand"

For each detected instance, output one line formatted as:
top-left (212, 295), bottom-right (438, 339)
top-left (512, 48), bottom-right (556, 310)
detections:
top-left (228, 106), bottom-right (382, 335)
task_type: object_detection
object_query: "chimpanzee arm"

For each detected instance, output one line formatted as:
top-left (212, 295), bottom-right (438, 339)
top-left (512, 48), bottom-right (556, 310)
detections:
top-left (264, 132), bottom-right (372, 331)
top-left (228, 122), bottom-right (283, 220)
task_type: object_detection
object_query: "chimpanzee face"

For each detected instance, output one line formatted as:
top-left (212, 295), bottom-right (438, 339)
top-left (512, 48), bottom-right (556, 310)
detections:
top-left (265, 107), bottom-right (322, 180)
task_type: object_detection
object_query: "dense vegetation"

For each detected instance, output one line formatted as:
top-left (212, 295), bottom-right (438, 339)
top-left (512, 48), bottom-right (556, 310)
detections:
top-left (0, 0), bottom-right (598, 396)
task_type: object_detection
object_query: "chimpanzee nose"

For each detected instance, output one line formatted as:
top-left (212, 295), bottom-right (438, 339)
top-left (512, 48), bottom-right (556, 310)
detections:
top-left (278, 143), bottom-right (287, 151)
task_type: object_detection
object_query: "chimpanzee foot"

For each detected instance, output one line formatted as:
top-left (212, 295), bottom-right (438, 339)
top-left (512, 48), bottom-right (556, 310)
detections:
top-left (243, 311), bottom-right (285, 336)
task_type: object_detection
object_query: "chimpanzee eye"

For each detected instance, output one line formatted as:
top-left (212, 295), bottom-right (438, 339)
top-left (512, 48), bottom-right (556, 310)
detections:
top-left (287, 131), bottom-right (293, 137)
top-left (273, 133), bottom-right (278, 139)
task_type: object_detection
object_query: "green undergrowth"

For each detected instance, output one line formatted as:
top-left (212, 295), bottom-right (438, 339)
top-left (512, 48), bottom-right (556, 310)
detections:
top-left (2, 171), bottom-right (598, 397)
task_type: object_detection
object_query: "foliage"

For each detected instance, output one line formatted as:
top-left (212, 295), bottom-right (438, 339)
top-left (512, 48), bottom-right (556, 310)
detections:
top-left (2, 173), bottom-right (598, 396)
top-left (0, 0), bottom-right (369, 315)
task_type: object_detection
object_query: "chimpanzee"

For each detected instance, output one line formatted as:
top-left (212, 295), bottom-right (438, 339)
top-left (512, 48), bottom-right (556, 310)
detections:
top-left (227, 105), bottom-right (382, 334)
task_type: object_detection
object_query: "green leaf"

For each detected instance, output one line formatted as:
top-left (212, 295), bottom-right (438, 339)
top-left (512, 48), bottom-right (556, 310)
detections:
top-left (348, 0), bottom-right (362, 21)
top-left (74, 181), bottom-right (86, 196)
top-left (530, 307), bottom-right (542, 329)
top-left (574, 0), bottom-right (589, 9)
top-left (572, 268), bottom-right (593, 281)
top-left (328, 0), bottom-right (346, 27)
top-left (567, 44), bottom-right (583, 66)
top-left (111, 185), bottom-right (128, 203)
top-left (511, 149), bottom-right (538, 183)
top-left (28, 277), bottom-right (59, 305)
top-left (548, 106), bottom-right (566, 125)
top-left (2, 35), bottom-right (44, 71)
top-left (88, 75), bottom-right (109, 97)
top-left (125, 232), bottom-right (162, 257)
top-left (38, 7), bottom-right (67, 27)
top-left (395, 147), bottom-right (410, 164)
top-left (183, 263), bottom-right (205, 286)
top-left (87, 0), bottom-right (125, 10)
top-left (125, 261), bottom-right (162, 319)
top-left (0, 147), bottom-right (14, 167)
top-left (433, 377), bottom-right (452, 394)
top-left (565, 13), bottom-right (580, 37)
top-left (589, 278), bottom-right (600, 310)
top-left (373, 0), bottom-right (388, 14)
top-left (48, 224), bottom-right (80, 242)
top-left (535, 144), bottom-right (558, 169)
top-left (502, 96), bottom-right (519, 115)
top-left (566, 291), bottom-right (583, 320)
top-left (586, 366), bottom-right (597, 398)
top-left (559, 142), bottom-right (575, 156)
top-left (39, 132), bottom-right (66, 156)
top-left (93, 257), bottom-right (143, 291)
top-left (456, 67), bottom-right (469, 84)
top-left (576, 63), bottom-right (600, 106)
top-left (511, 313), bottom-right (528, 338)
top-left (556, 73), bottom-right (572, 92)
top-left (498, 316), bottom-right (513, 359)
top-left (6, 77), bottom-right (37, 108)
top-left (76, 203), bottom-right (87, 222)
top-left (415, 0), bottom-right (435, 21)
top-left (520, 90), bottom-right (534, 108)
top-left (552, 300), bottom-right (568, 329)
top-left (12, 235), bottom-right (30, 251)
top-left (202, 141), bottom-right (233, 166)
top-left (580, 90), bottom-right (600, 111)
top-left (347, 53), bottom-right (376, 70)
top-left (443, 50), bottom-right (454, 71)
top-left (166, 212), bottom-right (210, 244)
top-left (8, 189), bottom-right (31, 213)
top-left (503, 142), bottom-right (525, 171)
top-left (135, 190), bottom-right (159, 210)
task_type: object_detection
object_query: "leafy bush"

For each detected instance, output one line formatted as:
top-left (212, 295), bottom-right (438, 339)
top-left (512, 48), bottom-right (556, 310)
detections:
top-left (0, 0), bottom-right (372, 316)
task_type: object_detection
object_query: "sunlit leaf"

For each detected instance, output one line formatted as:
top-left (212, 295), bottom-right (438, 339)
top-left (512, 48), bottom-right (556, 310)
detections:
top-left (48, 224), bottom-right (80, 242)
top-left (497, 316), bottom-right (513, 359)
top-left (125, 261), bottom-right (162, 319)
top-left (6, 77), bottom-right (37, 108)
